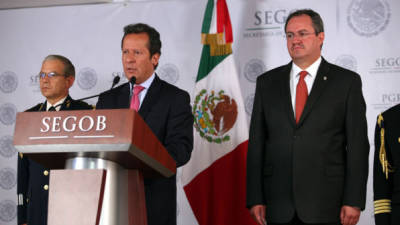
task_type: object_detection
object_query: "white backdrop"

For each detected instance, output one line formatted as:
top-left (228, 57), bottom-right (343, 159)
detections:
top-left (0, 0), bottom-right (399, 224)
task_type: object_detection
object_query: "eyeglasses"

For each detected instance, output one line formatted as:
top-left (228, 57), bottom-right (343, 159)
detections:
top-left (38, 72), bottom-right (64, 79)
top-left (285, 31), bottom-right (316, 40)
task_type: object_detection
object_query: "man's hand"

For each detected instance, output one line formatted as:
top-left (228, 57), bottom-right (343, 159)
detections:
top-left (250, 205), bottom-right (266, 225)
top-left (340, 205), bottom-right (360, 225)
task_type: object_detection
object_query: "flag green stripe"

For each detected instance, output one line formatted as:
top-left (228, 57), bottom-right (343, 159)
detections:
top-left (196, 45), bottom-right (229, 82)
top-left (201, 0), bottom-right (214, 34)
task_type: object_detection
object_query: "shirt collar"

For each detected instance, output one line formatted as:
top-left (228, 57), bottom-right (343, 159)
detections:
top-left (292, 56), bottom-right (322, 78)
top-left (129, 73), bottom-right (155, 91)
top-left (46, 96), bottom-right (67, 111)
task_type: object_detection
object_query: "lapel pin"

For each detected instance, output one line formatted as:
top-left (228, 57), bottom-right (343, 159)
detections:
top-left (323, 76), bottom-right (327, 81)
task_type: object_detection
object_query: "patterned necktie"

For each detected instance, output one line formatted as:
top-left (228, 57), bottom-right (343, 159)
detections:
top-left (130, 85), bottom-right (145, 111)
top-left (48, 106), bottom-right (56, 111)
top-left (295, 71), bottom-right (308, 124)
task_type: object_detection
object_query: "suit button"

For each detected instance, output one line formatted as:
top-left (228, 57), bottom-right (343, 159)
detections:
top-left (44, 185), bottom-right (49, 191)
top-left (43, 170), bottom-right (49, 176)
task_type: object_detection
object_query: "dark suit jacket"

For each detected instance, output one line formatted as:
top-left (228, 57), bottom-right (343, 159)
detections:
top-left (96, 75), bottom-right (193, 225)
top-left (373, 104), bottom-right (400, 225)
top-left (17, 95), bottom-right (92, 225)
top-left (246, 58), bottom-right (369, 224)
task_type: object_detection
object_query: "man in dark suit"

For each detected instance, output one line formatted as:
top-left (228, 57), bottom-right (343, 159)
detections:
top-left (373, 104), bottom-right (400, 225)
top-left (246, 9), bottom-right (369, 225)
top-left (17, 55), bottom-right (92, 225)
top-left (96, 23), bottom-right (193, 225)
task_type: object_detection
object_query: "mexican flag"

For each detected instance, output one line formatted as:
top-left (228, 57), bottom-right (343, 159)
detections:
top-left (181, 0), bottom-right (256, 224)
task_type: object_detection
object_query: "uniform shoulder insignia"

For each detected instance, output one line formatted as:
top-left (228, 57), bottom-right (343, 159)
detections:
top-left (66, 100), bottom-right (71, 108)
top-left (377, 114), bottom-right (393, 179)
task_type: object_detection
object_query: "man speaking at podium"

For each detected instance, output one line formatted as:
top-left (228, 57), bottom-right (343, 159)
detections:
top-left (17, 55), bottom-right (92, 225)
top-left (96, 23), bottom-right (193, 225)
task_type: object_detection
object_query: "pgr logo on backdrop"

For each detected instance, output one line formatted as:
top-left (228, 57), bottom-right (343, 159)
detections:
top-left (0, 71), bottom-right (18, 93)
top-left (0, 103), bottom-right (17, 126)
top-left (0, 135), bottom-right (17, 158)
top-left (335, 55), bottom-right (357, 72)
top-left (370, 57), bottom-right (400, 74)
top-left (78, 67), bottom-right (98, 90)
top-left (244, 59), bottom-right (266, 83)
top-left (347, 0), bottom-right (390, 37)
top-left (372, 93), bottom-right (400, 110)
top-left (245, 94), bottom-right (255, 116)
top-left (0, 167), bottom-right (17, 190)
top-left (158, 63), bottom-right (179, 84)
top-left (244, 9), bottom-right (290, 39)
top-left (0, 200), bottom-right (17, 222)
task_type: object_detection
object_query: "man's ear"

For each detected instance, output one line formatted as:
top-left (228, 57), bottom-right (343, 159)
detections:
top-left (151, 53), bottom-right (160, 68)
top-left (66, 76), bottom-right (75, 89)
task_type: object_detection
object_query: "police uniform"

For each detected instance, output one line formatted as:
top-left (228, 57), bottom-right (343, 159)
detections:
top-left (17, 95), bottom-right (92, 225)
top-left (373, 104), bottom-right (400, 225)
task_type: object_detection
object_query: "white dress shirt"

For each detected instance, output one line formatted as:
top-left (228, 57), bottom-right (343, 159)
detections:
top-left (46, 96), bottom-right (67, 111)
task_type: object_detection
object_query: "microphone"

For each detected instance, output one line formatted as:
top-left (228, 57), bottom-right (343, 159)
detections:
top-left (76, 76), bottom-right (121, 101)
top-left (111, 76), bottom-right (120, 89)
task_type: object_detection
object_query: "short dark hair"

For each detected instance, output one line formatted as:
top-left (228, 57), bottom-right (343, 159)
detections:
top-left (44, 54), bottom-right (75, 77)
top-left (284, 9), bottom-right (324, 34)
top-left (121, 23), bottom-right (162, 57)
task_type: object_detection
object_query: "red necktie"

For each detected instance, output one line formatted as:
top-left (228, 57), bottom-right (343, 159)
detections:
top-left (130, 85), bottom-right (145, 111)
top-left (295, 71), bottom-right (308, 124)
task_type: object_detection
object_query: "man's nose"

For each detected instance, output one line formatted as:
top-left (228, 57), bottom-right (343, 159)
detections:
top-left (125, 53), bottom-right (136, 62)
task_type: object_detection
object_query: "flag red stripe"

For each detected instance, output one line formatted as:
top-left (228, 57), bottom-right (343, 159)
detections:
top-left (183, 141), bottom-right (257, 225)
top-left (216, 0), bottom-right (233, 43)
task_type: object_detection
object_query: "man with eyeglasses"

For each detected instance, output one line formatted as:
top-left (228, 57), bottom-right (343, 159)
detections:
top-left (17, 55), bottom-right (92, 225)
top-left (246, 9), bottom-right (369, 225)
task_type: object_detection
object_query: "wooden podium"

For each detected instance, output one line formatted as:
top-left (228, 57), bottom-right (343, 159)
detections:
top-left (13, 109), bottom-right (176, 225)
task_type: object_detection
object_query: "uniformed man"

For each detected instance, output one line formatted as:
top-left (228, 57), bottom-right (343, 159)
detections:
top-left (17, 55), bottom-right (92, 225)
top-left (373, 104), bottom-right (400, 225)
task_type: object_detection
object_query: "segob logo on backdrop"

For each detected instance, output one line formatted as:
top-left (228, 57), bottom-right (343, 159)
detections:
top-left (347, 0), bottom-right (391, 37)
top-left (243, 8), bottom-right (291, 39)
top-left (244, 59), bottom-right (266, 83)
top-left (0, 167), bottom-right (17, 190)
top-left (370, 56), bottom-right (400, 74)
top-left (158, 63), bottom-right (180, 85)
top-left (335, 55), bottom-right (358, 72)
top-left (77, 67), bottom-right (98, 90)
top-left (0, 71), bottom-right (18, 94)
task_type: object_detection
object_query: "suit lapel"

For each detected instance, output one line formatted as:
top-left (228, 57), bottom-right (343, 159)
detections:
top-left (280, 63), bottom-right (296, 127)
top-left (138, 75), bottom-right (162, 119)
top-left (297, 58), bottom-right (330, 126)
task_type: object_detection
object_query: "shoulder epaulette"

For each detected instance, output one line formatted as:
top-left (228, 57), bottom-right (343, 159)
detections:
top-left (377, 114), bottom-right (393, 179)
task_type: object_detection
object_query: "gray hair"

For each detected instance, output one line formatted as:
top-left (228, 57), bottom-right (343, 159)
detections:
top-left (43, 54), bottom-right (75, 77)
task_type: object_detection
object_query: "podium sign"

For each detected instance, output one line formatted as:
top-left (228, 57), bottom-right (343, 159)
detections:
top-left (13, 109), bottom-right (175, 177)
